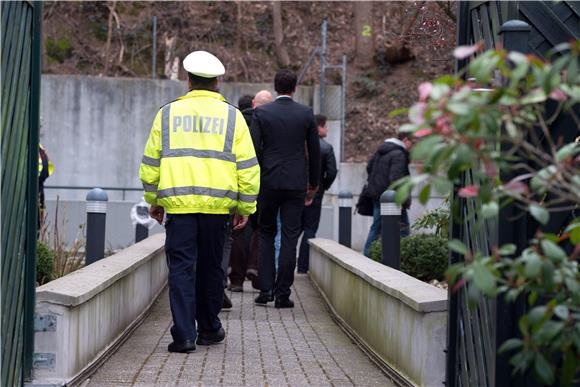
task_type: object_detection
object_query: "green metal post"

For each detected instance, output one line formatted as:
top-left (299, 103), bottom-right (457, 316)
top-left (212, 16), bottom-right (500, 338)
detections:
top-left (23, 1), bottom-right (42, 381)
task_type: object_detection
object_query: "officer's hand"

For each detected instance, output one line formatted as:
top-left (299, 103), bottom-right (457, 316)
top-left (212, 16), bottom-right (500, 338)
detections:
top-left (232, 214), bottom-right (249, 230)
top-left (149, 205), bottom-right (164, 224)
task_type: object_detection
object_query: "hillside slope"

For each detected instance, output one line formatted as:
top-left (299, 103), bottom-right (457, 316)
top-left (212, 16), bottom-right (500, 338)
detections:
top-left (43, 1), bottom-right (456, 161)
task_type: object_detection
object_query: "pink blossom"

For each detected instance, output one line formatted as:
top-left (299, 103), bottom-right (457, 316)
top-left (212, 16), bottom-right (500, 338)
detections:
top-left (418, 82), bottom-right (432, 102)
top-left (504, 180), bottom-right (529, 195)
top-left (484, 161), bottom-right (497, 178)
top-left (458, 185), bottom-right (480, 198)
top-left (414, 128), bottom-right (433, 138)
top-left (435, 115), bottom-right (453, 135)
top-left (549, 88), bottom-right (567, 102)
top-left (409, 102), bottom-right (427, 125)
top-left (453, 43), bottom-right (481, 59)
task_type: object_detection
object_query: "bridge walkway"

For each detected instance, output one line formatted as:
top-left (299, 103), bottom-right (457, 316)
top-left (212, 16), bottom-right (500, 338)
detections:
top-left (84, 275), bottom-right (394, 387)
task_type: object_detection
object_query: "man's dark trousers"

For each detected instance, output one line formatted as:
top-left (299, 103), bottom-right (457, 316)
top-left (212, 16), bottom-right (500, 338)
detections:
top-left (165, 213), bottom-right (229, 343)
top-left (259, 188), bottom-right (305, 298)
top-left (297, 195), bottom-right (323, 272)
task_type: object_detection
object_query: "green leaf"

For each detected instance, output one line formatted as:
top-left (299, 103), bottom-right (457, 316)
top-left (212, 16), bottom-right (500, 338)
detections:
top-left (430, 84), bottom-right (451, 99)
top-left (529, 204), bottom-right (549, 225)
top-left (521, 88), bottom-right (547, 105)
top-left (534, 353), bottom-right (555, 385)
top-left (472, 260), bottom-right (496, 295)
top-left (562, 351), bottom-right (577, 387)
top-left (399, 123), bottom-right (418, 133)
top-left (419, 184), bottom-right (431, 205)
top-left (481, 202), bottom-right (499, 219)
top-left (565, 277), bottom-right (580, 293)
top-left (394, 180), bottom-right (413, 206)
top-left (432, 177), bottom-right (451, 195)
top-left (498, 244), bottom-right (516, 256)
top-left (556, 142), bottom-right (578, 162)
top-left (564, 219), bottom-right (580, 245)
top-left (524, 252), bottom-right (542, 278)
top-left (535, 321), bottom-right (565, 342)
top-left (505, 119), bottom-right (519, 138)
top-left (554, 305), bottom-right (569, 321)
top-left (388, 107), bottom-right (409, 118)
top-left (541, 239), bottom-right (567, 262)
top-left (519, 315), bottom-right (530, 336)
top-left (447, 102), bottom-right (471, 115)
top-left (445, 264), bottom-right (463, 284)
top-left (528, 306), bottom-right (546, 324)
top-left (528, 291), bottom-right (539, 307)
top-left (448, 239), bottom-right (468, 255)
top-left (498, 338), bottom-right (523, 353)
top-left (411, 135), bottom-right (443, 160)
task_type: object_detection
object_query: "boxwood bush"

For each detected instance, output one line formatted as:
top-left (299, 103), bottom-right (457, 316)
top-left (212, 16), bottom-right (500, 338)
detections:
top-left (369, 234), bottom-right (448, 282)
top-left (37, 241), bottom-right (54, 285)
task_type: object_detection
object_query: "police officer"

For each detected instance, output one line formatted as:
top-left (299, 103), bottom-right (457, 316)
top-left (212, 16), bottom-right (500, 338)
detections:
top-left (139, 50), bottom-right (260, 353)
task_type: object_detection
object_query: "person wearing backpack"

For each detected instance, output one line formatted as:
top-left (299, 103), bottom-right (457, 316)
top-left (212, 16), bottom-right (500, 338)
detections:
top-left (362, 132), bottom-right (412, 257)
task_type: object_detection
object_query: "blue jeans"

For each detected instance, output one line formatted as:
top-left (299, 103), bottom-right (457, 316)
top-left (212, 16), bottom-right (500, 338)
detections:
top-left (363, 202), bottom-right (410, 257)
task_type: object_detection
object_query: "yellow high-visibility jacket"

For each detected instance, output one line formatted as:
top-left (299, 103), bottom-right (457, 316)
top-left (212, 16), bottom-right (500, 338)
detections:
top-left (139, 89), bottom-right (260, 215)
top-left (38, 144), bottom-right (54, 177)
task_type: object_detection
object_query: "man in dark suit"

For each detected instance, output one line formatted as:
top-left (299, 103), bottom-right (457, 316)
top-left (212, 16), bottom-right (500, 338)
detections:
top-left (250, 69), bottom-right (320, 308)
top-left (297, 114), bottom-right (337, 273)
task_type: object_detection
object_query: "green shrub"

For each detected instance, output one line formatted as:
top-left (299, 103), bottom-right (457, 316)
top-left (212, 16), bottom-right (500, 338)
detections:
top-left (353, 75), bottom-right (381, 98)
top-left (46, 38), bottom-right (73, 63)
top-left (36, 241), bottom-right (54, 285)
top-left (369, 234), bottom-right (448, 282)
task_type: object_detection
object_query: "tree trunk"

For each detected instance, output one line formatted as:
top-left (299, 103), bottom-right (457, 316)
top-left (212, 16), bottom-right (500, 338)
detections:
top-left (272, 2), bottom-right (290, 68)
top-left (103, 1), bottom-right (116, 75)
top-left (164, 33), bottom-right (179, 80)
top-left (354, 2), bottom-right (374, 69)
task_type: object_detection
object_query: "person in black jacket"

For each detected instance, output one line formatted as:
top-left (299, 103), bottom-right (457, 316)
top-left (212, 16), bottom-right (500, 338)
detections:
top-left (297, 114), bottom-right (337, 273)
top-left (250, 69), bottom-right (320, 308)
top-left (363, 132), bottom-right (412, 257)
top-left (229, 91), bottom-right (273, 292)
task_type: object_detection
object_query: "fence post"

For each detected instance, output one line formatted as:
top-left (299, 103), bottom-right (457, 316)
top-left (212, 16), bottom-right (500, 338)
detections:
top-left (380, 190), bottom-right (400, 269)
top-left (85, 188), bottom-right (108, 265)
top-left (495, 19), bottom-right (532, 387)
top-left (338, 191), bottom-right (352, 248)
top-left (135, 202), bottom-right (149, 243)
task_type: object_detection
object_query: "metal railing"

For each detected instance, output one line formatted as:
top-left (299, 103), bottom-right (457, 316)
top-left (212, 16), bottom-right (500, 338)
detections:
top-left (44, 185), bottom-right (143, 201)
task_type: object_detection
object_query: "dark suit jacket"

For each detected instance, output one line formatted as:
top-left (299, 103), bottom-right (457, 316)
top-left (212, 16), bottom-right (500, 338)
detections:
top-left (250, 96), bottom-right (320, 191)
top-left (316, 138), bottom-right (337, 199)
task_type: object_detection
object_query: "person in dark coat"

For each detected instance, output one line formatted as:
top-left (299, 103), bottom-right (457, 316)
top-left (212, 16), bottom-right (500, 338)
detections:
top-left (250, 69), bottom-right (320, 308)
top-left (297, 114), bottom-right (337, 273)
top-left (363, 132), bottom-right (412, 257)
top-left (228, 91), bottom-right (273, 292)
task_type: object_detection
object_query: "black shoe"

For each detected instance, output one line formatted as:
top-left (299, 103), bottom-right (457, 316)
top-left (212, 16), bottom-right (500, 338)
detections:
top-left (168, 340), bottom-right (196, 353)
top-left (246, 270), bottom-right (260, 290)
top-left (222, 292), bottom-right (232, 310)
top-left (275, 297), bottom-right (294, 309)
top-left (254, 291), bottom-right (274, 305)
top-left (196, 327), bottom-right (225, 346)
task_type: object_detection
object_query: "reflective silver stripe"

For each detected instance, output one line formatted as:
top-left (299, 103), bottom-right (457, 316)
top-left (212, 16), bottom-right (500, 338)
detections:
top-left (142, 155), bottom-right (160, 167)
top-left (223, 105), bottom-right (236, 153)
top-left (160, 148), bottom-right (236, 162)
top-left (157, 186), bottom-right (238, 200)
top-left (236, 157), bottom-right (258, 170)
top-left (161, 105), bottom-right (171, 151)
top-left (143, 183), bottom-right (158, 193)
top-left (238, 193), bottom-right (258, 203)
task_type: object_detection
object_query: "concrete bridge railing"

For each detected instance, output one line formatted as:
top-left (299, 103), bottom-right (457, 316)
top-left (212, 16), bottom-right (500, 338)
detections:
top-left (309, 238), bottom-right (447, 387)
top-left (32, 234), bottom-right (167, 386)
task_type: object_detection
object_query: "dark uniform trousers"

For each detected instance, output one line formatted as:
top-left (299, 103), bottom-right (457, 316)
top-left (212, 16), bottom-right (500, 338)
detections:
top-left (297, 195), bottom-right (323, 272)
top-left (165, 213), bottom-right (229, 342)
top-left (259, 188), bottom-right (305, 298)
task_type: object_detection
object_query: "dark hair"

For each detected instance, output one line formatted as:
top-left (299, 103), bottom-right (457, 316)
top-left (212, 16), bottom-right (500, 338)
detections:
top-left (188, 73), bottom-right (218, 92)
top-left (237, 94), bottom-right (253, 110)
top-left (315, 114), bottom-right (327, 128)
top-left (397, 131), bottom-right (410, 141)
top-left (274, 69), bottom-right (297, 95)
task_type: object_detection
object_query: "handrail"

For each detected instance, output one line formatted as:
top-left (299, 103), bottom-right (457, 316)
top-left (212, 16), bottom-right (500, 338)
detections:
top-left (44, 185), bottom-right (143, 200)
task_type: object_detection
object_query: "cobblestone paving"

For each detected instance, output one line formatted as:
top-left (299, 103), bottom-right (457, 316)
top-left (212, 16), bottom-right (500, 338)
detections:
top-left (85, 275), bottom-right (394, 387)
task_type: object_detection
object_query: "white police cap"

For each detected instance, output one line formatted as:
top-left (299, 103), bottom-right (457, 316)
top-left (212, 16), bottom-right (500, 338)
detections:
top-left (183, 50), bottom-right (225, 78)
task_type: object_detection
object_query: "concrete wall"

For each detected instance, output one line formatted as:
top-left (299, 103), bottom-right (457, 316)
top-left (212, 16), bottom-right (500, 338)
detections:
top-left (308, 239), bottom-right (447, 387)
top-left (33, 234), bottom-right (167, 385)
top-left (40, 75), bottom-right (341, 202)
